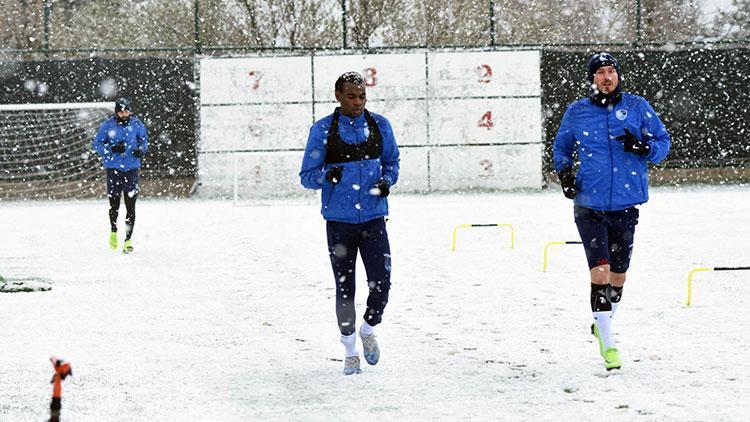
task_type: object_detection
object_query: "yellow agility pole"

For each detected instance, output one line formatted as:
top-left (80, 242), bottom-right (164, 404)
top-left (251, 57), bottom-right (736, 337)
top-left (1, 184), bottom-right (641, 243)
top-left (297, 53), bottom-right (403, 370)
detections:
top-left (540, 240), bottom-right (582, 272)
top-left (451, 223), bottom-right (514, 251)
top-left (686, 266), bottom-right (750, 306)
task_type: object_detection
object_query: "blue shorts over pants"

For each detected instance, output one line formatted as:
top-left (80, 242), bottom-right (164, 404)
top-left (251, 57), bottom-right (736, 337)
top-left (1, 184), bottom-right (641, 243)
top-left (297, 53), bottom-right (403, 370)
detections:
top-left (107, 169), bottom-right (139, 198)
top-left (574, 206), bottom-right (639, 273)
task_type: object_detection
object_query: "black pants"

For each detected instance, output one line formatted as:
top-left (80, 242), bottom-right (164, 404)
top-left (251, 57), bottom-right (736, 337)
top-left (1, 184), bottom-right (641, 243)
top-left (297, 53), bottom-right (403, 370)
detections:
top-left (326, 218), bottom-right (392, 336)
top-left (107, 169), bottom-right (139, 241)
top-left (109, 194), bottom-right (137, 240)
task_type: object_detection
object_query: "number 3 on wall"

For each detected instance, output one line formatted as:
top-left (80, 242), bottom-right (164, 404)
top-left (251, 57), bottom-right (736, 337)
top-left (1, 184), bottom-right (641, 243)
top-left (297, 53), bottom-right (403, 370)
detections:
top-left (479, 159), bottom-right (494, 177)
top-left (363, 67), bottom-right (377, 87)
top-left (478, 111), bottom-right (493, 130)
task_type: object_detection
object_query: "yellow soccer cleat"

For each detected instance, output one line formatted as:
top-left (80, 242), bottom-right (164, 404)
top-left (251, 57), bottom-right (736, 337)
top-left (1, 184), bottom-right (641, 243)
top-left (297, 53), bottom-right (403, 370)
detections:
top-left (109, 232), bottom-right (118, 250)
top-left (603, 347), bottom-right (622, 371)
top-left (122, 239), bottom-right (134, 254)
top-left (591, 323), bottom-right (604, 357)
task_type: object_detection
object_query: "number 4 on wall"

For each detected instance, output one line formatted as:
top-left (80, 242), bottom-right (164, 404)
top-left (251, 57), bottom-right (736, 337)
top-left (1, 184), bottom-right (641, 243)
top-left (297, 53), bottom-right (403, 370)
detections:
top-left (478, 111), bottom-right (493, 130)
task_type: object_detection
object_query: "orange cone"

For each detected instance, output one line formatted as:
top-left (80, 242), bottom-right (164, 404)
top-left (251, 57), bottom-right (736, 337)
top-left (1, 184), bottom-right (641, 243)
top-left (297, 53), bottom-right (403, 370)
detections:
top-left (49, 357), bottom-right (72, 422)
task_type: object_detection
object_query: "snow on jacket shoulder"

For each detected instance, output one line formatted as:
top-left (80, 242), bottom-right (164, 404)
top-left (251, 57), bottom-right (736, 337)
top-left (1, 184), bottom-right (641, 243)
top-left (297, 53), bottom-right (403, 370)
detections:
top-left (299, 110), bottom-right (400, 224)
top-left (92, 115), bottom-right (149, 171)
top-left (553, 92), bottom-right (670, 211)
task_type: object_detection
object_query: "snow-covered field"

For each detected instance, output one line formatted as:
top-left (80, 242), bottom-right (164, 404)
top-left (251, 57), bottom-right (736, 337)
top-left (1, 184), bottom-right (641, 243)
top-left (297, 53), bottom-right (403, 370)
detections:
top-left (1, 185), bottom-right (748, 421)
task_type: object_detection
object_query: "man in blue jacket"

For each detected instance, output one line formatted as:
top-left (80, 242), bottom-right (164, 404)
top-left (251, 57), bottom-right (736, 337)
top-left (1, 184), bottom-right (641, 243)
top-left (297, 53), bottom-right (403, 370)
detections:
top-left (553, 52), bottom-right (670, 370)
top-left (92, 97), bottom-right (148, 254)
top-left (300, 71), bottom-right (400, 375)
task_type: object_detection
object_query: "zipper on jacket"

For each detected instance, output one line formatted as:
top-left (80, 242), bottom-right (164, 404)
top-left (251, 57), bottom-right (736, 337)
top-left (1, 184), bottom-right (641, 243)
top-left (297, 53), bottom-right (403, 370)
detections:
top-left (324, 169), bottom-right (335, 209)
top-left (324, 184), bottom-right (335, 209)
top-left (607, 108), bottom-right (614, 210)
top-left (357, 161), bottom-right (364, 223)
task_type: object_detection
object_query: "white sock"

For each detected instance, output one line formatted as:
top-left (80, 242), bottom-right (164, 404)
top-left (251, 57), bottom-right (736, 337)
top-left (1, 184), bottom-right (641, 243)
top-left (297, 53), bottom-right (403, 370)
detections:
top-left (593, 311), bottom-right (616, 350)
top-left (340, 333), bottom-right (358, 357)
top-left (610, 301), bottom-right (620, 319)
top-left (360, 321), bottom-right (375, 336)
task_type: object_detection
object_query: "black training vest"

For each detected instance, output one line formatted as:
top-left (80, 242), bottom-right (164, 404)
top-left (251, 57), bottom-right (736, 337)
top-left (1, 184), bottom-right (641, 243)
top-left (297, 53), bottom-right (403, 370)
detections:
top-left (324, 108), bottom-right (382, 164)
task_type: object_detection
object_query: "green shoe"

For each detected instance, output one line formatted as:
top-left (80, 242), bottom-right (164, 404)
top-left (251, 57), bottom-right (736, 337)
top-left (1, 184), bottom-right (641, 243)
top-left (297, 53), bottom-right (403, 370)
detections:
top-left (603, 347), bottom-right (622, 370)
top-left (109, 232), bottom-right (118, 250)
top-left (591, 323), bottom-right (604, 357)
top-left (122, 239), bottom-right (133, 254)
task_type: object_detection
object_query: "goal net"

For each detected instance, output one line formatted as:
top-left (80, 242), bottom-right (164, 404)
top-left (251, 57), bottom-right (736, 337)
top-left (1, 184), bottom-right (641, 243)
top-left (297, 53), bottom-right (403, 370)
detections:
top-left (198, 150), bottom-right (317, 206)
top-left (0, 102), bottom-right (112, 200)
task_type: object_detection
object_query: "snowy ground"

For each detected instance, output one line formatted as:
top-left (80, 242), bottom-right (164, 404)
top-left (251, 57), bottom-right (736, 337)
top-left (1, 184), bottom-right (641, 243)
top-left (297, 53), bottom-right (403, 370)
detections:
top-left (1, 185), bottom-right (749, 421)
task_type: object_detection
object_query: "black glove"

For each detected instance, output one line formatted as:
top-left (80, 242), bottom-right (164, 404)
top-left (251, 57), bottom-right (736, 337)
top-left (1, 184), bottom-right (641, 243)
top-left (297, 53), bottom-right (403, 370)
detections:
top-left (558, 167), bottom-right (577, 199)
top-left (111, 143), bottom-right (126, 154)
top-left (618, 129), bottom-right (651, 156)
top-left (325, 166), bottom-right (343, 184)
top-left (372, 179), bottom-right (390, 198)
top-left (132, 149), bottom-right (143, 158)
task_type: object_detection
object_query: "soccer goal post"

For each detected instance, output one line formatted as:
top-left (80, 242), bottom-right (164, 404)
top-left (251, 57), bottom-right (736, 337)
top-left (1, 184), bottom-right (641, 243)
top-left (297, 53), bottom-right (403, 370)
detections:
top-left (0, 102), bottom-right (112, 200)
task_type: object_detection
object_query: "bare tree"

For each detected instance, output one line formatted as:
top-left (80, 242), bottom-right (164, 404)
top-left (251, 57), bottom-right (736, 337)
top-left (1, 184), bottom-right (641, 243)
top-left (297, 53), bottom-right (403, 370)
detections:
top-left (279, 0), bottom-right (339, 48)
top-left (0, 0), bottom-right (45, 50)
top-left (48, 0), bottom-right (193, 55)
top-left (231, 0), bottom-right (338, 48)
top-left (490, 0), bottom-right (705, 46)
top-left (197, 0), bottom-right (257, 47)
top-left (712, 0), bottom-right (749, 39)
top-left (382, 0), bottom-right (490, 47)
top-left (235, 0), bottom-right (283, 47)
top-left (635, 0), bottom-right (706, 42)
top-left (0, 0), bottom-right (719, 55)
top-left (347, 0), bottom-right (400, 47)
top-left (493, 0), bottom-right (616, 45)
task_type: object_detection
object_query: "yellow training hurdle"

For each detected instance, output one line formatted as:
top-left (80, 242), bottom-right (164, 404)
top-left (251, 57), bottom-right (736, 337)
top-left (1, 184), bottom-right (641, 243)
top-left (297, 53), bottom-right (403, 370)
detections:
top-left (540, 240), bottom-right (582, 272)
top-left (685, 266), bottom-right (750, 306)
top-left (451, 223), bottom-right (515, 251)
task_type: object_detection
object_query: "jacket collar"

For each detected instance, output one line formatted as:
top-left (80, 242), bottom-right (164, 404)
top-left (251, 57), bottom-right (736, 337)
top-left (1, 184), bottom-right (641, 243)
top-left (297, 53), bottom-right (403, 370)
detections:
top-left (590, 84), bottom-right (622, 107)
top-left (337, 111), bottom-right (367, 126)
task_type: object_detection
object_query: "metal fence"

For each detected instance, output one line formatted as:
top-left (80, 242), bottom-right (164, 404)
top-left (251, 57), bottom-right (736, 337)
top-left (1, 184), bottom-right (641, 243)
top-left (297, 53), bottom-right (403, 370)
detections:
top-left (0, 0), bottom-right (747, 59)
top-left (1, 46), bottom-right (749, 200)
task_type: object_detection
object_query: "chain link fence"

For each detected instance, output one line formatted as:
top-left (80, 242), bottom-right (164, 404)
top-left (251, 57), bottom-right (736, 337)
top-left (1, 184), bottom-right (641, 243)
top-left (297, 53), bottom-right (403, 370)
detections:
top-left (0, 0), bottom-right (747, 59)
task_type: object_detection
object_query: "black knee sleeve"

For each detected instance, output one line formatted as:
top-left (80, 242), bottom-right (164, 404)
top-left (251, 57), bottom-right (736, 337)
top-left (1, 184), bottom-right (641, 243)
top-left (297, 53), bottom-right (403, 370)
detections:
top-left (607, 285), bottom-right (623, 303)
top-left (590, 283), bottom-right (612, 312)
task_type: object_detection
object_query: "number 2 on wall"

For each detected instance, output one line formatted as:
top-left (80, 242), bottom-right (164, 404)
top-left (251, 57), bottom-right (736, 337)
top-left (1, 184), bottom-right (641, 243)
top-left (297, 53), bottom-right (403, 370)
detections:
top-left (476, 64), bottom-right (492, 83)
top-left (478, 111), bottom-right (493, 130)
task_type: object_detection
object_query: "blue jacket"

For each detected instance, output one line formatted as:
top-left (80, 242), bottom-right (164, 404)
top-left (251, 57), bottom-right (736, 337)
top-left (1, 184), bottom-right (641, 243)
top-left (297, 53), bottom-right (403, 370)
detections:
top-left (300, 110), bottom-right (400, 224)
top-left (553, 92), bottom-right (670, 211)
top-left (92, 115), bottom-right (149, 171)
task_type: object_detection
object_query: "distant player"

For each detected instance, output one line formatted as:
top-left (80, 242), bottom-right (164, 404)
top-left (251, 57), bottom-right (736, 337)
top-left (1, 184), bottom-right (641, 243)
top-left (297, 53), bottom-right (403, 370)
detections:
top-left (92, 97), bottom-right (148, 254)
top-left (553, 52), bottom-right (670, 370)
top-left (300, 71), bottom-right (400, 375)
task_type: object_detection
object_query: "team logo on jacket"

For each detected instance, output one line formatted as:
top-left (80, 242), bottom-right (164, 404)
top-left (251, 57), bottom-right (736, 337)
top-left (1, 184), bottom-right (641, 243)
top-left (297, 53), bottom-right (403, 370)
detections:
top-left (616, 109), bottom-right (628, 120)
